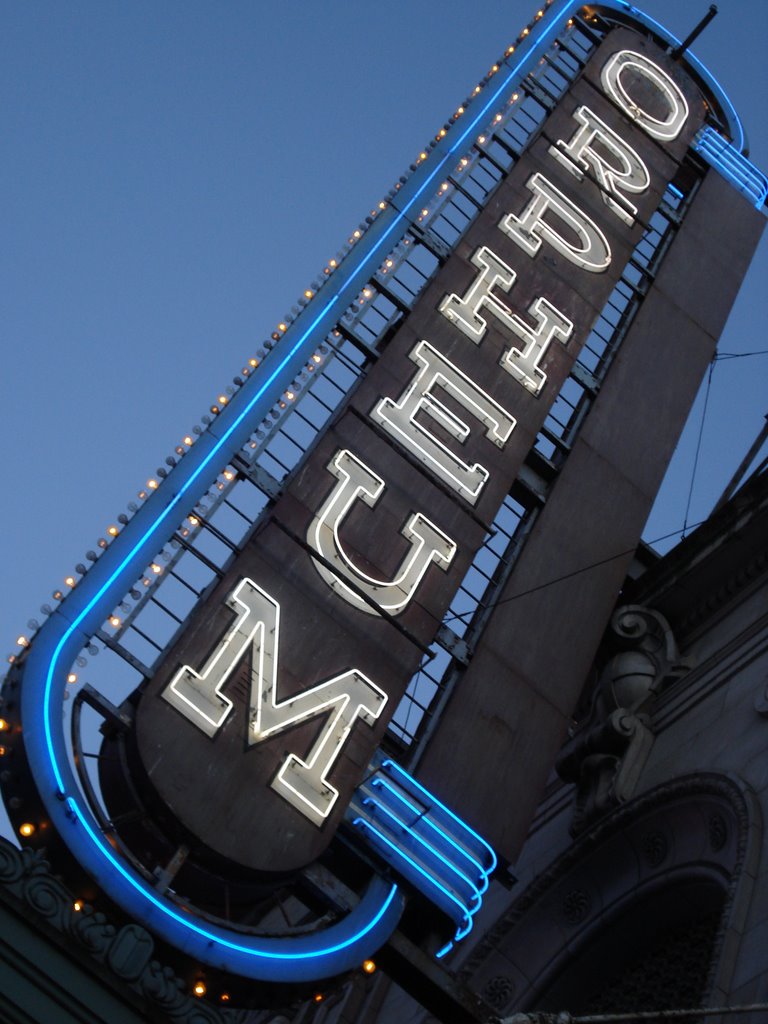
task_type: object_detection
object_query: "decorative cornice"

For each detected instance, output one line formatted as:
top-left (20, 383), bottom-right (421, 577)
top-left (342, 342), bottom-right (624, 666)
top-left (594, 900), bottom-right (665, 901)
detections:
top-left (623, 472), bottom-right (768, 637)
top-left (0, 838), bottom-right (251, 1024)
top-left (459, 772), bottom-right (759, 1001)
top-left (676, 548), bottom-right (768, 636)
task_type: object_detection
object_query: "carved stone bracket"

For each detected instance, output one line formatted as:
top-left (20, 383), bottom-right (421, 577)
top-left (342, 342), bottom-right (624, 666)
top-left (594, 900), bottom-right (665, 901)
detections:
top-left (557, 604), bottom-right (690, 835)
top-left (609, 604), bottom-right (691, 704)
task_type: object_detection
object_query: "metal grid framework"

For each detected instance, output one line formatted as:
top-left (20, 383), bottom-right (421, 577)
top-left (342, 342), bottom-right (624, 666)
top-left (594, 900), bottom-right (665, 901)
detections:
top-left (392, 186), bottom-right (689, 754)
top-left (17, 12), bottom-right (703, 799)
top-left (60, 15), bottom-right (603, 712)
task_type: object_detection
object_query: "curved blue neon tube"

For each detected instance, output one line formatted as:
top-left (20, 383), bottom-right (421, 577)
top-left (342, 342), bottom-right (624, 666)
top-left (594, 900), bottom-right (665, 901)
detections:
top-left (370, 776), bottom-right (489, 885)
top-left (17, 0), bottom-right (745, 982)
top-left (353, 818), bottom-right (475, 941)
top-left (360, 796), bottom-right (483, 904)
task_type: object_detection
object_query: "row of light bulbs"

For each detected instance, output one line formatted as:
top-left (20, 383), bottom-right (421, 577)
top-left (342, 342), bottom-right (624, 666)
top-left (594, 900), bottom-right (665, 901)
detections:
top-left (5, 1), bottom-right (562, 671)
top-left (188, 957), bottom-right (377, 1005)
top-left (196, 2), bottom-right (567, 430)
top-left (258, 2), bottom-right (557, 338)
top-left (5, 341), bottom-right (329, 669)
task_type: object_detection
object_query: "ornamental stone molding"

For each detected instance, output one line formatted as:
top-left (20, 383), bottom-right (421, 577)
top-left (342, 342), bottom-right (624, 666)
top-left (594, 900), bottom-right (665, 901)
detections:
top-left (677, 547), bottom-right (768, 636)
top-left (556, 604), bottom-right (690, 835)
top-left (460, 773), bottom-right (761, 1017)
top-left (0, 838), bottom-right (251, 1023)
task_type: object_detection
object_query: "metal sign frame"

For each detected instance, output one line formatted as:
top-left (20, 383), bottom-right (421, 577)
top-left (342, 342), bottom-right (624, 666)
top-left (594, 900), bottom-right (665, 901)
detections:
top-left (4, 0), bottom-right (763, 984)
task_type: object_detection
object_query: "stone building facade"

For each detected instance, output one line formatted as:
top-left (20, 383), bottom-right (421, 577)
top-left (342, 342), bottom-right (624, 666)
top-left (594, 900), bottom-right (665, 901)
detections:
top-left (317, 464), bottom-right (768, 1022)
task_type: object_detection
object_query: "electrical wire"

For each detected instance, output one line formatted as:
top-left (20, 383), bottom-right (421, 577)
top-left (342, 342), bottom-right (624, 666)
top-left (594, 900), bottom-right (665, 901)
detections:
top-left (678, 347), bottom-right (768, 536)
top-left (714, 349), bottom-right (768, 360)
top-left (442, 519), bottom-right (709, 626)
top-left (681, 359), bottom-right (715, 539)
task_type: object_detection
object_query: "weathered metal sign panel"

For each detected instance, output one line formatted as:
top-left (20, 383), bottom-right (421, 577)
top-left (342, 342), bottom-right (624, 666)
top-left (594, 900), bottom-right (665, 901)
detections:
top-left (134, 26), bottom-right (708, 872)
top-left (4, 0), bottom-right (765, 991)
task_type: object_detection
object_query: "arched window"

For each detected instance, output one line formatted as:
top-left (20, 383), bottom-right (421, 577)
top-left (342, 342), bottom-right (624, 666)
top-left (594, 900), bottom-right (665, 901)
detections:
top-left (466, 777), bottom-right (758, 1022)
top-left (536, 879), bottom-right (724, 1016)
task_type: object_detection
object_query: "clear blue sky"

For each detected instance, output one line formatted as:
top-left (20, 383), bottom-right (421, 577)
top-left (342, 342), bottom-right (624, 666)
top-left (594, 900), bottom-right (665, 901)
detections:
top-left (1, 0), bottom-right (766, 662)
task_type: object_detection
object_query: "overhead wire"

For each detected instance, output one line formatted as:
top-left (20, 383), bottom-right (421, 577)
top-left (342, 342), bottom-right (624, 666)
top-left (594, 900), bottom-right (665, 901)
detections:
top-left (714, 348), bottom-right (768, 360)
top-left (443, 519), bottom-right (710, 625)
top-left (681, 359), bottom-right (715, 538)
top-left (442, 349), bottom-right (768, 628)
top-left (681, 348), bottom-right (768, 536)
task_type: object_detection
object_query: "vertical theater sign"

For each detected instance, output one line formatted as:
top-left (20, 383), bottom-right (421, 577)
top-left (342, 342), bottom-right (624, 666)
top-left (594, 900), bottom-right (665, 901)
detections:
top-left (2, 1), bottom-right (765, 1015)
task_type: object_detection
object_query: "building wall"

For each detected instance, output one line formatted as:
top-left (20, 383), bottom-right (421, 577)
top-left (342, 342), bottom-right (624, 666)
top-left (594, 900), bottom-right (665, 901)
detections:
top-left (453, 467), bottom-right (768, 1020)
top-left (339, 468), bottom-right (768, 1024)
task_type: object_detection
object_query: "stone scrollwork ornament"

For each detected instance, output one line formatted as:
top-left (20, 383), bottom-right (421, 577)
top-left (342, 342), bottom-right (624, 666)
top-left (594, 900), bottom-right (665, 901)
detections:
top-left (557, 604), bottom-right (690, 834)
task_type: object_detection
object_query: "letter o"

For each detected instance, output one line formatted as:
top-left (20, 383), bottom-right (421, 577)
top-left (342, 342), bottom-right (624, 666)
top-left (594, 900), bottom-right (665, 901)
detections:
top-left (601, 49), bottom-right (689, 142)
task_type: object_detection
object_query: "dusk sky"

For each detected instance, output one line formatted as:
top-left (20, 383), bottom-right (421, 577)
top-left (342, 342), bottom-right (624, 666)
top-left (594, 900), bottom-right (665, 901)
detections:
top-left (1, 0), bottom-right (766, 666)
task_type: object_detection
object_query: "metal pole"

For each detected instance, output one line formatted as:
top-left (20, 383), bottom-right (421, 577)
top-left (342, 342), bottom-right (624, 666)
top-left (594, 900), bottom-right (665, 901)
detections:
top-left (671, 5), bottom-right (718, 59)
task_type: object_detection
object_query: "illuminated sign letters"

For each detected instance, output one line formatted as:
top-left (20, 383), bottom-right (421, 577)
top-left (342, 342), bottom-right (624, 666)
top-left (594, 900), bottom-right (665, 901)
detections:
top-left (130, 31), bottom-right (702, 869)
top-left (549, 105), bottom-right (650, 225)
top-left (601, 49), bottom-right (689, 142)
top-left (150, 38), bottom-right (697, 845)
top-left (499, 172), bottom-right (612, 272)
top-left (309, 448), bottom-right (457, 615)
top-left (371, 339), bottom-right (516, 503)
top-left (439, 245), bottom-right (519, 343)
top-left (439, 246), bottom-right (574, 395)
top-left (499, 295), bottom-right (574, 395)
top-left (162, 578), bottom-right (387, 825)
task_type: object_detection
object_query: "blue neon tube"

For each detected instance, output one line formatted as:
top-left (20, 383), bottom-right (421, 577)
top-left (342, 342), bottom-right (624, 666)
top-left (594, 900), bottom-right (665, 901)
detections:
top-left (16, 0), bottom-right (750, 981)
top-left (369, 776), bottom-right (490, 885)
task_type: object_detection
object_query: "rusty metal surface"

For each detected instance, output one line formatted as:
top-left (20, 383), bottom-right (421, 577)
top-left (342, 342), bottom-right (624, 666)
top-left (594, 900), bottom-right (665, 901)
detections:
top-left (129, 26), bottom-right (752, 875)
top-left (416, 172), bottom-right (765, 860)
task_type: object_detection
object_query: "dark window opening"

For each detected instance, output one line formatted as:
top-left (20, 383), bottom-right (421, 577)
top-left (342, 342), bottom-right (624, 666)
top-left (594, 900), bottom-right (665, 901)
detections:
top-left (534, 880), bottom-right (724, 1021)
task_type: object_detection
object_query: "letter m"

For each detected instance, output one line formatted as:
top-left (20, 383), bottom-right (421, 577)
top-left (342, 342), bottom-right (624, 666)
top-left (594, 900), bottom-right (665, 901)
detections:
top-left (162, 578), bottom-right (387, 826)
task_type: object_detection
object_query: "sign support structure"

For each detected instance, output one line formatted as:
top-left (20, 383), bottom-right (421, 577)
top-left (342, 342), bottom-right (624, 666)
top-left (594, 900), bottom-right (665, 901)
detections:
top-left (1, 1), bottom-right (765, 1014)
